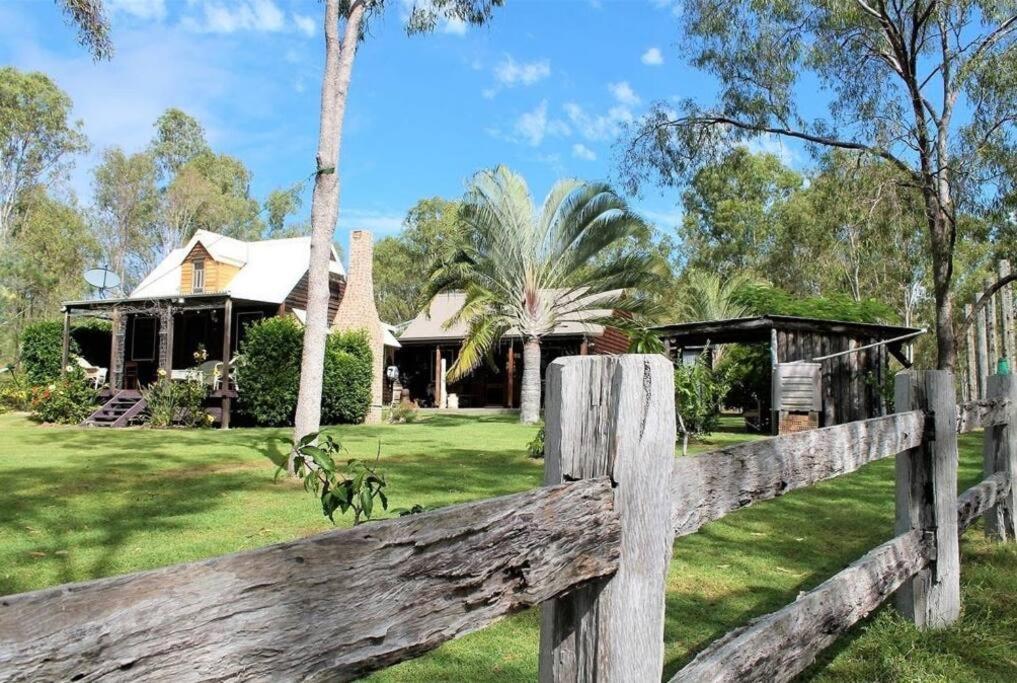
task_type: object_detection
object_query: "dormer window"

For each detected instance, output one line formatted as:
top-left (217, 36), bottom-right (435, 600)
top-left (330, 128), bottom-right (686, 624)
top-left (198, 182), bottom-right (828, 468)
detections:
top-left (192, 259), bottom-right (205, 293)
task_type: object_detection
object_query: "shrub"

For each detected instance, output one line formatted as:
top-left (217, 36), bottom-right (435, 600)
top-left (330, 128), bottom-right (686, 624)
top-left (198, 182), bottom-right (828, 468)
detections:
top-left (235, 317), bottom-right (304, 426)
top-left (141, 373), bottom-right (210, 428)
top-left (388, 400), bottom-right (419, 424)
top-left (21, 321), bottom-right (78, 385)
top-left (321, 330), bottom-right (373, 425)
top-left (674, 355), bottom-right (730, 440)
top-left (236, 318), bottom-right (374, 426)
top-left (527, 423), bottom-right (545, 459)
top-left (0, 367), bottom-right (32, 412)
top-left (29, 367), bottom-right (98, 424)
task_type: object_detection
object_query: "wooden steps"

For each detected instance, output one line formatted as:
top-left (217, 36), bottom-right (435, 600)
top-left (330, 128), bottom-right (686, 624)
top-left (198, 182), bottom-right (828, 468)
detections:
top-left (81, 390), bottom-right (146, 428)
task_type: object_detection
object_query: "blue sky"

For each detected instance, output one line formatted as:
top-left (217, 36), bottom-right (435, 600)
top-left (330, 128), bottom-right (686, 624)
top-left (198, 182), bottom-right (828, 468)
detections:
top-left (1, 0), bottom-right (799, 255)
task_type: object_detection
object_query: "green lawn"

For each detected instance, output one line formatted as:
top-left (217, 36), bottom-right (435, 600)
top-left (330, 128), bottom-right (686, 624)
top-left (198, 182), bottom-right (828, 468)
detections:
top-left (1, 412), bottom-right (1015, 681)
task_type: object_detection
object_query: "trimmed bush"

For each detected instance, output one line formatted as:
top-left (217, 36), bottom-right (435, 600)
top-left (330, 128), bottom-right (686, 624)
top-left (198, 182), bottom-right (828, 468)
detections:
top-left (235, 316), bottom-right (303, 426)
top-left (235, 317), bottom-right (374, 426)
top-left (322, 330), bottom-right (373, 425)
top-left (21, 321), bottom-right (78, 385)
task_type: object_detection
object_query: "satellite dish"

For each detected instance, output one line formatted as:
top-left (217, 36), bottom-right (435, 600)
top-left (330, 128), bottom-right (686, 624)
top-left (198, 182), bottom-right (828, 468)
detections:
top-left (84, 267), bottom-right (121, 297)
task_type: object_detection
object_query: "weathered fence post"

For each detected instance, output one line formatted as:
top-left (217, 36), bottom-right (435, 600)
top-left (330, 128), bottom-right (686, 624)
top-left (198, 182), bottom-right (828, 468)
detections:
top-left (1000, 260), bottom-right (1015, 362)
top-left (894, 370), bottom-right (960, 628)
top-left (976, 293), bottom-right (990, 400)
top-left (538, 355), bottom-right (676, 681)
top-left (965, 303), bottom-right (977, 403)
top-left (983, 374), bottom-right (1017, 540)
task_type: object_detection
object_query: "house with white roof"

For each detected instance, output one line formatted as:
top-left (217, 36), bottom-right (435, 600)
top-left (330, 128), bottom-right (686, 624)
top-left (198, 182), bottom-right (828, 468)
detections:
top-left (62, 229), bottom-right (397, 427)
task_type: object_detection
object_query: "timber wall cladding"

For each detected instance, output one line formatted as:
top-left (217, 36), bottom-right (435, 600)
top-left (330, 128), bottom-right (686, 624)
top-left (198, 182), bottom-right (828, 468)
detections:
top-left (775, 330), bottom-right (882, 425)
top-left (179, 243), bottom-right (240, 294)
top-left (1, 359), bottom-right (1015, 682)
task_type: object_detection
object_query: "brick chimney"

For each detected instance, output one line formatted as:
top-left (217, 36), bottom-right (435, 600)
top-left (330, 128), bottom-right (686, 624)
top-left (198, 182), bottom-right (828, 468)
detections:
top-left (333, 230), bottom-right (384, 423)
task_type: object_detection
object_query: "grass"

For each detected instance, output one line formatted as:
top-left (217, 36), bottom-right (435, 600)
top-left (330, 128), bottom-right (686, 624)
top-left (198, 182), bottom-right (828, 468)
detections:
top-left (1, 412), bottom-right (1015, 681)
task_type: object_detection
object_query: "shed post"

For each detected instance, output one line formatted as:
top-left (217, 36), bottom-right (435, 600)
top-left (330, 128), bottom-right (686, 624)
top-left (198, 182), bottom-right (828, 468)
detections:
top-left (983, 374), bottom-right (1017, 541)
top-left (894, 370), bottom-right (960, 628)
top-left (1000, 260), bottom-right (1015, 363)
top-left (220, 297), bottom-right (233, 429)
top-left (538, 355), bottom-right (675, 681)
top-left (976, 293), bottom-right (989, 399)
top-left (770, 327), bottom-right (779, 435)
top-left (434, 345), bottom-right (442, 408)
top-left (61, 309), bottom-right (71, 377)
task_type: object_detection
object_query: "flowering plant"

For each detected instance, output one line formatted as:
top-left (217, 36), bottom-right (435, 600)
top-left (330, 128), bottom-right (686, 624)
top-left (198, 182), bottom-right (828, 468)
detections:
top-left (29, 367), bottom-right (98, 424)
top-left (193, 344), bottom-right (208, 363)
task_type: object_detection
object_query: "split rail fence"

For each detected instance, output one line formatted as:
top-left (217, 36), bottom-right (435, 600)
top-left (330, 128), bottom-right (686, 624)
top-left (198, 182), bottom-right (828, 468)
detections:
top-left (0, 355), bottom-right (1015, 682)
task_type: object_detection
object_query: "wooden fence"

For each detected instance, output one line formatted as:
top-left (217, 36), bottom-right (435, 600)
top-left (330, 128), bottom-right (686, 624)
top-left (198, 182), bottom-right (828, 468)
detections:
top-left (0, 355), bottom-right (1014, 682)
top-left (965, 258), bottom-right (1017, 401)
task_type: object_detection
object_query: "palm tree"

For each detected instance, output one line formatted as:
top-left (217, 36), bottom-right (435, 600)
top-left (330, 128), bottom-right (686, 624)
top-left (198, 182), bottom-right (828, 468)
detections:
top-left (677, 269), bottom-right (757, 322)
top-left (424, 166), bottom-right (664, 424)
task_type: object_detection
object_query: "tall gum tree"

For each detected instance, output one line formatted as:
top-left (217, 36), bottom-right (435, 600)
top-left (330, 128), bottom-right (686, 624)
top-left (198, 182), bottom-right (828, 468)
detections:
top-left (620, 0), bottom-right (1017, 371)
top-left (293, 0), bottom-right (503, 460)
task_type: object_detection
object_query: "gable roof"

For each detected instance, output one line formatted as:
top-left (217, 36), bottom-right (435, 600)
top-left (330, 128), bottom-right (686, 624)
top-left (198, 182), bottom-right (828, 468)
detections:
top-left (131, 230), bottom-right (345, 304)
top-left (397, 291), bottom-right (615, 343)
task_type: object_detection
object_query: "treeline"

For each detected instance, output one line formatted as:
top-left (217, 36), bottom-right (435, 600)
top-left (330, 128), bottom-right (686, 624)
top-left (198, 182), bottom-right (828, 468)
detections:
top-left (0, 67), bottom-right (307, 358)
top-left (373, 146), bottom-right (1003, 370)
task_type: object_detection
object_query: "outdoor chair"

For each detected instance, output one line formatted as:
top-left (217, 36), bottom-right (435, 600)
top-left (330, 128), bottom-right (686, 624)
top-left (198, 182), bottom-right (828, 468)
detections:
top-left (74, 356), bottom-right (108, 388)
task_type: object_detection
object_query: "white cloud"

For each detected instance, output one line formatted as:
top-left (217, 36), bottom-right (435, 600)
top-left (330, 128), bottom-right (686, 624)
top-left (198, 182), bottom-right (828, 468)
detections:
top-left (564, 101), bottom-right (633, 142)
top-left (744, 133), bottom-right (798, 166)
top-left (108, 0), bottom-right (167, 21)
top-left (292, 13), bottom-right (316, 37)
top-left (337, 208), bottom-right (405, 237)
top-left (639, 207), bottom-right (684, 230)
top-left (514, 100), bottom-right (569, 146)
top-left (608, 81), bottom-right (641, 107)
top-left (641, 47), bottom-right (664, 66)
top-left (443, 17), bottom-right (468, 35)
top-left (572, 143), bottom-right (597, 161)
top-left (185, 0), bottom-right (286, 34)
top-left (650, 0), bottom-right (682, 16)
top-left (494, 55), bottom-right (551, 87)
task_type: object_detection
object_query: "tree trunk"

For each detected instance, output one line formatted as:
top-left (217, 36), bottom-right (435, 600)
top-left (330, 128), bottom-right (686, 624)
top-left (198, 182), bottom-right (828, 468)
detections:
top-left (520, 337), bottom-right (541, 424)
top-left (928, 202), bottom-right (956, 372)
top-left (291, 0), bottom-right (365, 471)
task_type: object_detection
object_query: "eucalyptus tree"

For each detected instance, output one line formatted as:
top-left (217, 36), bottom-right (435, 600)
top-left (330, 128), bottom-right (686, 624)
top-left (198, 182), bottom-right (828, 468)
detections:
top-left (293, 0), bottom-right (503, 450)
top-left (0, 68), bottom-right (88, 250)
top-left (621, 0), bottom-right (1017, 370)
top-left (92, 147), bottom-right (159, 291)
top-left (423, 166), bottom-right (665, 424)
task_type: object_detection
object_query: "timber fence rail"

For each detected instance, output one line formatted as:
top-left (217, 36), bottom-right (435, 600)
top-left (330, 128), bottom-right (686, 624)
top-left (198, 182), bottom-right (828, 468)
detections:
top-left (0, 356), bottom-right (1014, 683)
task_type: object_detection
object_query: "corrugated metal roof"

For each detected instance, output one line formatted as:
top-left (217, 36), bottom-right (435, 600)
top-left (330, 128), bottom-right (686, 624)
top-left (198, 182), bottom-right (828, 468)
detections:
top-left (397, 291), bottom-right (613, 342)
top-left (128, 230), bottom-right (345, 303)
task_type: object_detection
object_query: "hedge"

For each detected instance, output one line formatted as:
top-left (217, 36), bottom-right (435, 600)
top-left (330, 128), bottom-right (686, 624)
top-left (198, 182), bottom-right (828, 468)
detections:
top-left (234, 316), bottom-right (374, 426)
top-left (321, 330), bottom-right (373, 425)
top-left (20, 320), bottom-right (78, 385)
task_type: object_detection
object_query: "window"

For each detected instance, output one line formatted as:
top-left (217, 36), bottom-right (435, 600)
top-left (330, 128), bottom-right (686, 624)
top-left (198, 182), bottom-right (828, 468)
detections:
top-left (192, 259), bottom-right (205, 293)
